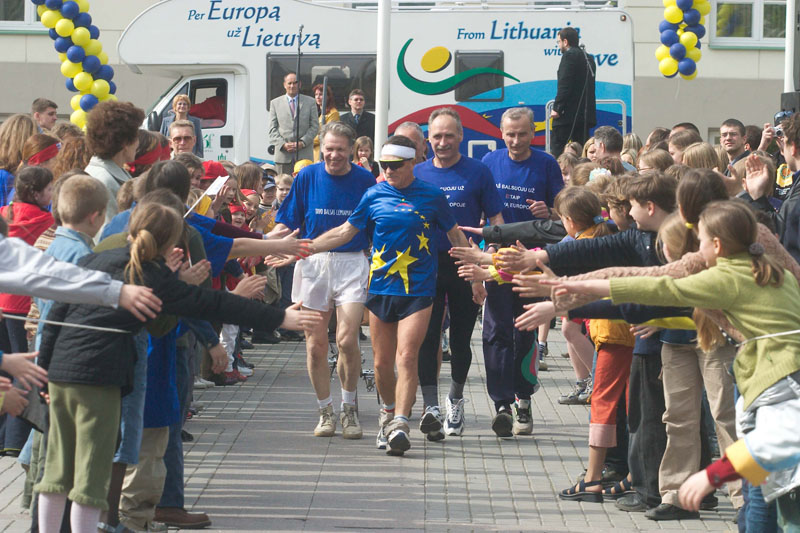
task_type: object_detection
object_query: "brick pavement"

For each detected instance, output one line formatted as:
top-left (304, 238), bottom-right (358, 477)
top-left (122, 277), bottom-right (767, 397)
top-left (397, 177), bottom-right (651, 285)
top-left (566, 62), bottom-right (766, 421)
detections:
top-left (0, 328), bottom-right (738, 532)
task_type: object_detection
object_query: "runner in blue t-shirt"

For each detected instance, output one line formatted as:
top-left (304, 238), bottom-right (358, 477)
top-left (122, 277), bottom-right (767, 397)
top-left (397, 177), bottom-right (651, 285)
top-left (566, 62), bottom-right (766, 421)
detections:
top-left (414, 108), bottom-right (505, 442)
top-left (460, 107), bottom-right (564, 437)
top-left (272, 122), bottom-right (376, 442)
top-left (310, 136), bottom-right (470, 457)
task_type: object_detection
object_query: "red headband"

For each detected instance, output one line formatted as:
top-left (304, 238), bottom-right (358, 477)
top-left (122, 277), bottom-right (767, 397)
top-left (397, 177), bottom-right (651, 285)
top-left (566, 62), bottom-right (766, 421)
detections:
top-left (229, 203), bottom-right (246, 214)
top-left (240, 189), bottom-right (257, 197)
top-left (27, 143), bottom-right (60, 166)
top-left (161, 145), bottom-right (172, 160)
top-left (128, 146), bottom-right (162, 175)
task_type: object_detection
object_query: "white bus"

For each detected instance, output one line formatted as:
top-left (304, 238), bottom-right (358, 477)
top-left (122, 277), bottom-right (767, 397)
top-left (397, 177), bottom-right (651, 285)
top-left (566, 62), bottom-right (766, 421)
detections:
top-left (118, 0), bottom-right (634, 163)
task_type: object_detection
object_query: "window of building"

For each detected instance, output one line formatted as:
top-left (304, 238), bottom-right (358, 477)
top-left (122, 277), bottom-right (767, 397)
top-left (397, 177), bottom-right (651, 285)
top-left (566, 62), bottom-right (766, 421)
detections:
top-left (454, 51), bottom-right (505, 102)
top-left (0, 0), bottom-right (46, 32)
top-left (266, 54), bottom-right (376, 112)
top-left (710, 0), bottom-right (785, 48)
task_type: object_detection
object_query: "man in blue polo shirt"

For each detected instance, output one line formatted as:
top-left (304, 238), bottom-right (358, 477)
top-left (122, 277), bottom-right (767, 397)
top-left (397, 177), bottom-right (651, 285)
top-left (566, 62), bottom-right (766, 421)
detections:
top-left (415, 108), bottom-right (504, 441)
top-left (273, 121), bottom-right (376, 440)
top-left (480, 107), bottom-right (563, 437)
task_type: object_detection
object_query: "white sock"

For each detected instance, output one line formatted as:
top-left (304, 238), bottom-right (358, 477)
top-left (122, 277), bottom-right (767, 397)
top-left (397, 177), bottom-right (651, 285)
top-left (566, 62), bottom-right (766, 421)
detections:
top-left (38, 493), bottom-right (67, 533)
top-left (317, 395), bottom-right (333, 409)
top-left (341, 389), bottom-right (357, 406)
top-left (70, 502), bottom-right (101, 533)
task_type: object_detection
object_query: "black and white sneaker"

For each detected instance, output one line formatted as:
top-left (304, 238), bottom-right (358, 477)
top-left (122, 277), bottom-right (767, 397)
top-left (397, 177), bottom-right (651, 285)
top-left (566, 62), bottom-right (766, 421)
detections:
top-left (385, 419), bottom-right (411, 456)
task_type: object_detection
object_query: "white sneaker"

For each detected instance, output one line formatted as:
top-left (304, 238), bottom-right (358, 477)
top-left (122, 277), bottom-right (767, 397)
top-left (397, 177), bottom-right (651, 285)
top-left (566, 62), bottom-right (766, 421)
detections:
top-left (385, 418), bottom-right (411, 456)
top-left (339, 403), bottom-right (362, 440)
top-left (193, 379), bottom-right (209, 389)
top-left (444, 397), bottom-right (465, 436)
top-left (237, 365), bottom-right (254, 377)
top-left (376, 407), bottom-right (393, 449)
top-left (198, 377), bottom-right (215, 388)
top-left (314, 405), bottom-right (336, 437)
top-left (419, 405), bottom-right (445, 442)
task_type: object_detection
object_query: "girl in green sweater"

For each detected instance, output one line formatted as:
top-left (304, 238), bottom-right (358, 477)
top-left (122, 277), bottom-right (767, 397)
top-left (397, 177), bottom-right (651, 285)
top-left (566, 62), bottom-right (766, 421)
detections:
top-left (541, 200), bottom-right (800, 529)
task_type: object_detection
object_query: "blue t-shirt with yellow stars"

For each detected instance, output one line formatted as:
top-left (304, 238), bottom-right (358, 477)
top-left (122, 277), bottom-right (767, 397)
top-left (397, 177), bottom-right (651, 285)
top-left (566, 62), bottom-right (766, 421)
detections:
top-left (348, 179), bottom-right (457, 297)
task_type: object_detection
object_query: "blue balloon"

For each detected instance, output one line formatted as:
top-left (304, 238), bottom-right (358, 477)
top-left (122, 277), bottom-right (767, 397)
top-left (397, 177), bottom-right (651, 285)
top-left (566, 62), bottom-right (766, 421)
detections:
top-left (95, 65), bottom-right (114, 81)
top-left (82, 55), bottom-right (101, 74)
top-left (54, 36), bottom-right (73, 53)
top-left (109, 81), bottom-right (117, 95)
top-left (678, 58), bottom-right (697, 75)
top-left (31, 0), bottom-right (46, 4)
top-left (80, 94), bottom-right (99, 112)
top-left (696, 40), bottom-right (702, 49)
top-left (60, 1), bottom-right (79, 19)
top-left (686, 24), bottom-right (707, 39)
top-left (65, 77), bottom-right (79, 92)
top-left (66, 45), bottom-right (86, 63)
top-left (676, 0), bottom-right (693, 10)
top-left (73, 12), bottom-right (91, 28)
top-left (683, 8), bottom-right (701, 26)
top-left (660, 29), bottom-right (680, 46)
top-left (88, 25), bottom-right (100, 39)
top-left (659, 20), bottom-right (679, 33)
top-left (670, 42), bottom-right (687, 60)
top-left (665, 70), bottom-right (678, 79)
top-left (45, 0), bottom-right (62, 9)
top-left (48, 28), bottom-right (58, 40)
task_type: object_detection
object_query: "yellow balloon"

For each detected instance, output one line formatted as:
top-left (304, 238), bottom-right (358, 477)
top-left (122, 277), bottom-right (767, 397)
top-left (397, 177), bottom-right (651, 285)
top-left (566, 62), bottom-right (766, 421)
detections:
top-left (60, 60), bottom-right (82, 78)
top-left (100, 94), bottom-right (118, 102)
top-left (70, 109), bottom-right (87, 128)
top-left (84, 39), bottom-right (103, 56)
top-left (677, 29), bottom-right (684, 36)
top-left (659, 57), bottom-right (679, 77)
top-left (40, 9), bottom-right (62, 28)
top-left (91, 79), bottom-right (111, 99)
top-left (70, 94), bottom-right (82, 111)
top-left (699, 15), bottom-right (706, 25)
top-left (686, 47), bottom-right (702, 62)
top-left (57, 52), bottom-right (68, 62)
top-left (695, 0), bottom-right (711, 15)
top-left (55, 18), bottom-right (75, 38)
top-left (37, 5), bottom-right (47, 16)
top-left (664, 5), bottom-right (683, 24)
top-left (680, 70), bottom-right (698, 80)
top-left (71, 27), bottom-right (91, 47)
top-left (77, 0), bottom-right (90, 13)
top-left (98, 51), bottom-right (109, 65)
top-left (74, 72), bottom-right (93, 92)
top-left (655, 45), bottom-right (670, 61)
top-left (680, 32), bottom-right (698, 48)
top-left (662, 0), bottom-right (676, 6)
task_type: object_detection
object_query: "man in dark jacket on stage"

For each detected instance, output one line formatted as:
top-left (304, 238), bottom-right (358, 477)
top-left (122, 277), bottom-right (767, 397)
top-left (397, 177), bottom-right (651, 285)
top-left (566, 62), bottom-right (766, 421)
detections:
top-left (550, 27), bottom-right (596, 157)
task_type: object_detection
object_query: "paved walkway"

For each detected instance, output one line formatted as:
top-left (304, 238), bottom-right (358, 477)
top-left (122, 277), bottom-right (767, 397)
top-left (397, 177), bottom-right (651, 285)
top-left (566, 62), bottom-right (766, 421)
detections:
top-left (0, 328), bottom-right (737, 532)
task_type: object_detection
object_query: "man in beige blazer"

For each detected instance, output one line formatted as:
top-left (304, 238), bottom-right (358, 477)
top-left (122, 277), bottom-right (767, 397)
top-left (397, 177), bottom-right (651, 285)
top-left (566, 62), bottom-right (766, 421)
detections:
top-left (268, 72), bottom-right (319, 174)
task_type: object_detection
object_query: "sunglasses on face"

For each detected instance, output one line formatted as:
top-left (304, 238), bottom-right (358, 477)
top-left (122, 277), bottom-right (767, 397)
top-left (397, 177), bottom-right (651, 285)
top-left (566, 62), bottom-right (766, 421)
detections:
top-left (379, 159), bottom-right (408, 171)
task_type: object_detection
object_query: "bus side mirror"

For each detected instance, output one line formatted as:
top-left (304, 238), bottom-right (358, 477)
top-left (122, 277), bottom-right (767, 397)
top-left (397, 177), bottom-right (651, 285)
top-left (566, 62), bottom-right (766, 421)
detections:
top-left (147, 110), bottom-right (162, 132)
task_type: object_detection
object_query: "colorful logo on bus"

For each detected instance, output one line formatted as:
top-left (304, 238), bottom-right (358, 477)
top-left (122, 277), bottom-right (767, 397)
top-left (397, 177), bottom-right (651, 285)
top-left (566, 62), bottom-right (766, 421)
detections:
top-left (397, 39), bottom-right (519, 96)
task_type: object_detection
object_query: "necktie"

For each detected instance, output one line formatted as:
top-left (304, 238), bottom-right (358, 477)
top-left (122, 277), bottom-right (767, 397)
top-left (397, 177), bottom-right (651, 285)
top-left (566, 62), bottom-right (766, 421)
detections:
top-left (289, 98), bottom-right (296, 117)
top-left (354, 114), bottom-right (360, 125)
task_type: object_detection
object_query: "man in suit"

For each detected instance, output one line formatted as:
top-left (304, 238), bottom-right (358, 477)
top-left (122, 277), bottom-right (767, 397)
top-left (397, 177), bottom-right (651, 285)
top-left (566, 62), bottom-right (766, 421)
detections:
top-left (550, 27), bottom-right (596, 158)
top-left (269, 72), bottom-right (319, 174)
top-left (339, 89), bottom-right (375, 144)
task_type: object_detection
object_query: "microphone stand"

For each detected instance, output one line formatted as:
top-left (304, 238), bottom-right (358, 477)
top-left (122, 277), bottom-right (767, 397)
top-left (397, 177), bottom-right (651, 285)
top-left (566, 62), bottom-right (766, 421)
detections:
top-left (579, 44), bottom-right (595, 143)
top-left (292, 24), bottom-right (304, 166)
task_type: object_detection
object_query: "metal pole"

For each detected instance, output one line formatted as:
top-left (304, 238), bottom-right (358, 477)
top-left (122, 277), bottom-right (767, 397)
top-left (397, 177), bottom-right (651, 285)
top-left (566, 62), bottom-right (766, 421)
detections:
top-left (321, 75), bottom-right (328, 126)
top-left (786, 0), bottom-right (797, 93)
top-left (375, 0), bottom-right (390, 149)
top-left (293, 24), bottom-right (304, 166)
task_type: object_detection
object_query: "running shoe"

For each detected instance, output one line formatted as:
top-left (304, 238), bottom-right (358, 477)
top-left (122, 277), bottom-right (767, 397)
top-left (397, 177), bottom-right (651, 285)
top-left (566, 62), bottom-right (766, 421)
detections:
top-left (512, 399), bottom-right (533, 435)
top-left (491, 405), bottom-right (514, 437)
top-left (444, 396), bottom-right (465, 436)
top-left (420, 405), bottom-right (445, 442)
top-left (376, 407), bottom-right (393, 449)
top-left (559, 377), bottom-right (590, 405)
top-left (339, 403), bottom-right (362, 440)
top-left (314, 405), bottom-right (336, 437)
top-left (385, 418), bottom-right (411, 456)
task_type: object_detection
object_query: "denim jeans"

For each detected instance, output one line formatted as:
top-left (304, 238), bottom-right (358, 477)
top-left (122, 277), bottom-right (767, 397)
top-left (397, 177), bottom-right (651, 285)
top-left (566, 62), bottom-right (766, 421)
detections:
top-left (158, 345), bottom-right (191, 509)
top-left (739, 480), bottom-right (781, 533)
top-left (115, 331), bottom-right (149, 464)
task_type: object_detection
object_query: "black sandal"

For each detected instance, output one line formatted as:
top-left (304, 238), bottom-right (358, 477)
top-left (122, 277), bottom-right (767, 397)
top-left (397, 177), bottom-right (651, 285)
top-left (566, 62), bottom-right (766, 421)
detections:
top-left (602, 477), bottom-right (634, 500)
top-left (559, 479), bottom-right (603, 503)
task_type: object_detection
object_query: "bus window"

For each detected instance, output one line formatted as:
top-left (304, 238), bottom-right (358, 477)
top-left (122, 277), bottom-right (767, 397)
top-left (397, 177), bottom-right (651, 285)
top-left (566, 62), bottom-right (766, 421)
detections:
top-left (189, 79), bottom-right (227, 129)
top-left (454, 51), bottom-right (504, 102)
top-left (267, 54), bottom-right (377, 111)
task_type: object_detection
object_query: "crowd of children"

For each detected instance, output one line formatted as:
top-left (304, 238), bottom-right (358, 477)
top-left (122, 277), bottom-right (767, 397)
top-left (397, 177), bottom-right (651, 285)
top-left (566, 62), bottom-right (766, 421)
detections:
top-left (2, 97), bottom-right (800, 532)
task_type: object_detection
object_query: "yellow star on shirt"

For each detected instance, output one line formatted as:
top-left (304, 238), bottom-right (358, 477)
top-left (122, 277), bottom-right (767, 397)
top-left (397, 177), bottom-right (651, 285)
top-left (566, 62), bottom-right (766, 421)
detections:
top-left (423, 222), bottom-right (430, 229)
top-left (385, 246), bottom-right (418, 294)
top-left (369, 245), bottom-right (387, 286)
top-left (417, 232), bottom-right (430, 255)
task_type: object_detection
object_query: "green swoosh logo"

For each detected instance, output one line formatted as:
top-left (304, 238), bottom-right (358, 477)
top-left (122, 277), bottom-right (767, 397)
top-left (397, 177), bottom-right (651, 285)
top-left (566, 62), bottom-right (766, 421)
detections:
top-left (397, 38), bottom-right (520, 96)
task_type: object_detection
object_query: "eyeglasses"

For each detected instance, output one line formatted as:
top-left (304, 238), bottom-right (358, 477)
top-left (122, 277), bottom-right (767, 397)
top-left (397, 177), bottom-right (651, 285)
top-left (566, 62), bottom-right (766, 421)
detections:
top-left (171, 136), bottom-right (194, 143)
top-left (379, 159), bottom-right (408, 171)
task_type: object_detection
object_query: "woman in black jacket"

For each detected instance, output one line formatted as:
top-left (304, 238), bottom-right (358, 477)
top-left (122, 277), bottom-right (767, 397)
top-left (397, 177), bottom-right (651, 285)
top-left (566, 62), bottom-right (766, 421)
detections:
top-left (34, 202), bottom-right (320, 533)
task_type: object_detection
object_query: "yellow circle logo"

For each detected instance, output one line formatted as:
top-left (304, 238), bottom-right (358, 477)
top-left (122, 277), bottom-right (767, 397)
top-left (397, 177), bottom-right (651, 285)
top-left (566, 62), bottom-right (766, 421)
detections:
top-left (420, 46), bottom-right (451, 73)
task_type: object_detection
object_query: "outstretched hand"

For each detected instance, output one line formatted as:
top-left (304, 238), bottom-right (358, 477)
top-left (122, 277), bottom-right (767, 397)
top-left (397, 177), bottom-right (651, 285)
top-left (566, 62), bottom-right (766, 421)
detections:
top-left (232, 274), bottom-right (267, 300)
top-left (270, 229), bottom-right (313, 259)
top-left (0, 352), bottom-right (47, 391)
top-left (457, 263), bottom-right (492, 282)
top-left (512, 260), bottom-right (556, 298)
top-left (449, 238), bottom-right (488, 265)
top-left (514, 301), bottom-right (556, 331)
top-left (280, 302), bottom-right (323, 331)
top-left (178, 259), bottom-right (211, 286)
top-left (119, 285), bottom-right (162, 321)
top-left (678, 470), bottom-right (714, 512)
top-left (743, 153), bottom-right (773, 199)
